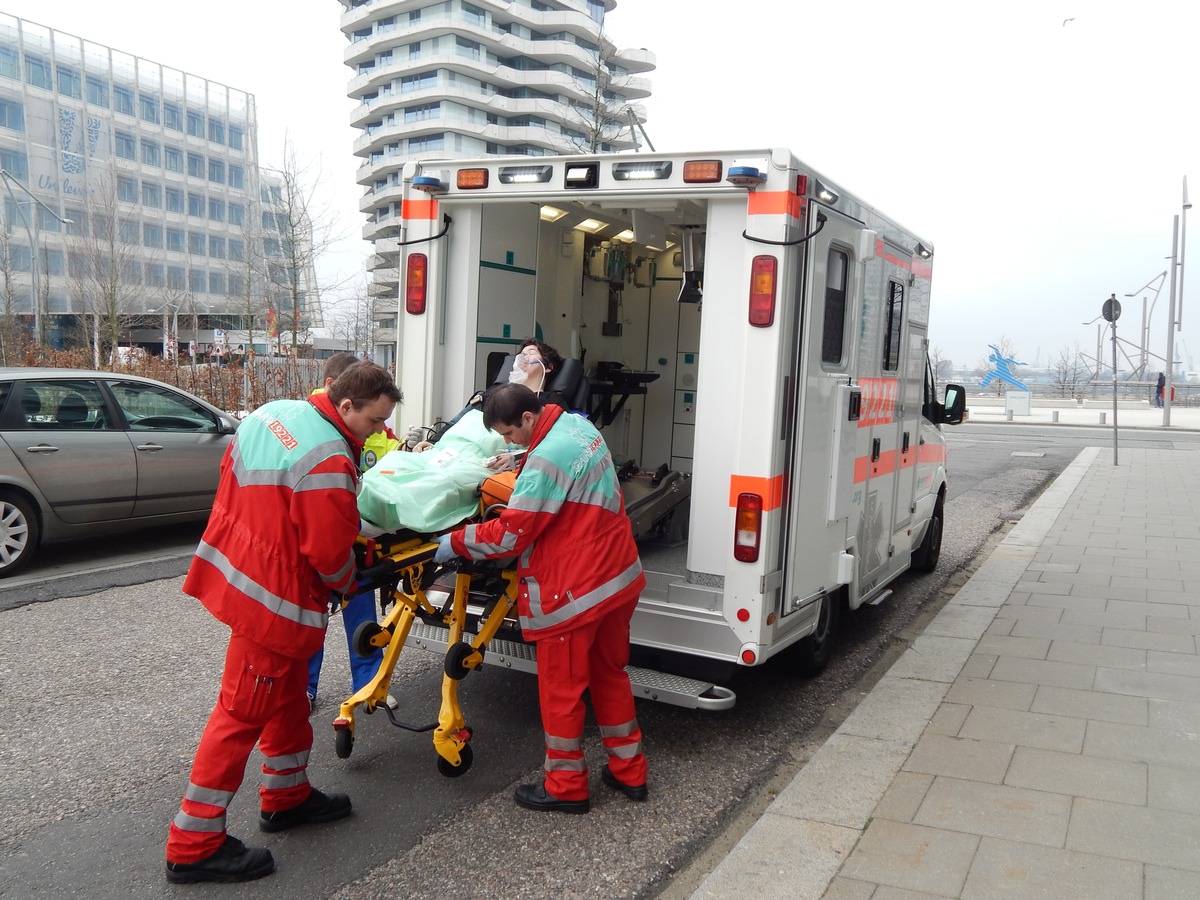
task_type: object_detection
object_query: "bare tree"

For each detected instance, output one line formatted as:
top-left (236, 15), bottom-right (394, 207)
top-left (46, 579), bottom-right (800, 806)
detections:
top-left (0, 217), bottom-right (28, 365)
top-left (930, 346), bottom-right (953, 397)
top-left (66, 166), bottom-right (151, 367)
top-left (1049, 343), bottom-right (1090, 399)
top-left (549, 21), bottom-right (645, 154)
top-left (261, 140), bottom-right (346, 356)
top-left (324, 286), bottom-right (374, 357)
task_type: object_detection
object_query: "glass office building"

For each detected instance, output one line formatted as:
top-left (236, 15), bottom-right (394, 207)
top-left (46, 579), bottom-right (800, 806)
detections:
top-left (0, 14), bottom-right (318, 353)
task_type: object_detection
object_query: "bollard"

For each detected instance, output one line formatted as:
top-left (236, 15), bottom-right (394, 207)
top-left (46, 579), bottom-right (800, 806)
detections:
top-left (1007, 410), bottom-right (1013, 421)
top-left (1100, 412), bottom-right (1106, 425)
top-left (1052, 411), bottom-right (1059, 423)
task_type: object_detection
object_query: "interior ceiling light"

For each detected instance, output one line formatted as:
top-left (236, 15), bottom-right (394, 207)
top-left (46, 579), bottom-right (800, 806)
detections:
top-left (612, 229), bottom-right (635, 242)
top-left (574, 218), bottom-right (607, 234)
top-left (540, 205), bottom-right (568, 222)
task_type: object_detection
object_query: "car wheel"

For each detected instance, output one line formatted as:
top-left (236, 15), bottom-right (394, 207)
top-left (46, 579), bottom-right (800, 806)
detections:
top-left (0, 491), bottom-right (40, 577)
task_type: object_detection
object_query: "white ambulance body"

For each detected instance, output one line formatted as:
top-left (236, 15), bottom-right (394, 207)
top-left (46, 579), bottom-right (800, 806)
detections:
top-left (390, 148), bottom-right (965, 708)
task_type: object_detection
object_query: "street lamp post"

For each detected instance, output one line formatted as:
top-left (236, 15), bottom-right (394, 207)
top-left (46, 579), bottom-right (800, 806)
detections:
top-left (0, 169), bottom-right (73, 352)
top-left (1125, 270), bottom-right (1167, 376)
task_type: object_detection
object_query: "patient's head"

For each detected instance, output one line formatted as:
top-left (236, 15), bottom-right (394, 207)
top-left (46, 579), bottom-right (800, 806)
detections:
top-left (508, 338), bottom-right (562, 390)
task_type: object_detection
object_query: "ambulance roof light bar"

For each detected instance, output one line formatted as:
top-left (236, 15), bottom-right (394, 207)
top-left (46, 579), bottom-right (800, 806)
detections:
top-left (814, 179), bottom-right (839, 204)
top-left (412, 174), bottom-right (448, 195)
top-left (915, 241), bottom-right (933, 259)
top-left (726, 166), bottom-right (766, 187)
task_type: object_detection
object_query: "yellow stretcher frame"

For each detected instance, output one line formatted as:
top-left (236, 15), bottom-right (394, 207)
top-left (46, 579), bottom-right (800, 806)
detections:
top-left (331, 529), bottom-right (519, 778)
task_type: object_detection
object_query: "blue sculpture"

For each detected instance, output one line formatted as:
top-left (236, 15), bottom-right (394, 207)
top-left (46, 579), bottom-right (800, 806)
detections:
top-left (979, 344), bottom-right (1028, 391)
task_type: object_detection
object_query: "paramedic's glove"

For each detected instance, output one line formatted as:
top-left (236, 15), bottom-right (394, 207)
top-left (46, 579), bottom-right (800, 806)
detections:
top-left (485, 451), bottom-right (518, 472)
top-left (433, 534), bottom-right (458, 564)
top-left (403, 425), bottom-right (425, 451)
top-left (329, 592), bottom-right (349, 616)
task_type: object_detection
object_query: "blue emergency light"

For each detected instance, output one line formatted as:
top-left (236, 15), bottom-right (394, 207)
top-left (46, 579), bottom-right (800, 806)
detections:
top-left (726, 166), bottom-right (766, 187)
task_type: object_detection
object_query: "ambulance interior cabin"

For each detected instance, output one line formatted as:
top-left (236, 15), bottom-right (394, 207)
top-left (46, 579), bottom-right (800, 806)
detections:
top-left (462, 190), bottom-right (730, 586)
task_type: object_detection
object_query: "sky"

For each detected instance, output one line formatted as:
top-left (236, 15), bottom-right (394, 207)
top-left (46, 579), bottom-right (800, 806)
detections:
top-left (7, 0), bottom-right (1200, 375)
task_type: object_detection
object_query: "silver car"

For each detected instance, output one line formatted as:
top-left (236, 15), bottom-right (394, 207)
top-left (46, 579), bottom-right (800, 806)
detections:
top-left (0, 368), bottom-right (239, 576)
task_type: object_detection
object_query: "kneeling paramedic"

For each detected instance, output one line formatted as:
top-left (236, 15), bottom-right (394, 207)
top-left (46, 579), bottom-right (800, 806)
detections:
top-left (435, 383), bottom-right (649, 813)
top-left (165, 362), bottom-right (402, 884)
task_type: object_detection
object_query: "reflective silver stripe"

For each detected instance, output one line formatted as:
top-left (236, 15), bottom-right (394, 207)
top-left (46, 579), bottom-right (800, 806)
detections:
top-left (195, 540), bottom-right (329, 629)
top-left (173, 810), bottom-right (225, 833)
top-left (295, 471), bottom-right (358, 493)
top-left (544, 733), bottom-right (583, 751)
top-left (263, 749), bottom-right (311, 771)
top-left (183, 782), bottom-right (235, 808)
top-left (605, 741), bottom-right (643, 760)
top-left (262, 770), bottom-right (309, 790)
top-left (544, 756), bottom-right (586, 772)
top-left (521, 557), bottom-right (643, 632)
top-left (319, 553), bottom-right (356, 588)
top-left (462, 522), bottom-right (519, 558)
top-left (598, 719), bottom-right (639, 739)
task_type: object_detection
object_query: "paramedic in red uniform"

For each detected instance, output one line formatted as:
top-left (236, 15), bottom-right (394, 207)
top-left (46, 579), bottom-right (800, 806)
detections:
top-left (165, 362), bottom-right (402, 884)
top-left (435, 382), bottom-right (649, 813)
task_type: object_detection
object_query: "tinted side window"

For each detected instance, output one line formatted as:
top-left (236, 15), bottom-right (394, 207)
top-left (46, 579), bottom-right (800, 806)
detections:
top-left (882, 280), bottom-right (904, 372)
top-left (107, 381), bottom-right (218, 432)
top-left (821, 248), bottom-right (849, 367)
top-left (15, 381), bottom-right (110, 430)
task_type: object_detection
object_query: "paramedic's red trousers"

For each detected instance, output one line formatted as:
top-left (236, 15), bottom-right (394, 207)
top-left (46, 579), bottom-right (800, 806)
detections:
top-left (536, 597), bottom-right (647, 800)
top-left (166, 633), bottom-right (314, 863)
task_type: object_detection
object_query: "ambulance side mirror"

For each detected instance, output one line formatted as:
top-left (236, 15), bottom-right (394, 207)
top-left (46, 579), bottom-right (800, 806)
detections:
top-left (942, 383), bottom-right (966, 425)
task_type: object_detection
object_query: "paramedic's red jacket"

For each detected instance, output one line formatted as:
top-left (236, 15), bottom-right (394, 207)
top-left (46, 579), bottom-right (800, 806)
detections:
top-left (451, 404), bottom-right (644, 639)
top-left (182, 391), bottom-right (362, 659)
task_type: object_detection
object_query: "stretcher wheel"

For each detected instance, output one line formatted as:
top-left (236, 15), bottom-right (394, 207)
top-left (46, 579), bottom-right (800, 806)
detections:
top-left (352, 620), bottom-right (387, 657)
top-left (437, 742), bottom-right (473, 778)
top-left (334, 725), bottom-right (353, 759)
top-left (444, 642), bottom-right (479, 680)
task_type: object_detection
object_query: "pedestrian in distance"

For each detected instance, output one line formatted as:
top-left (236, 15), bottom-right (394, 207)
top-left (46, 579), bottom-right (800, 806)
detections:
top-left (1156, 371), bottom-right (1166, 408)
top-left (434, 383), bottom-right (648, 813)
top-left (165, 362), bottom-right (402, 884)
top-left (307, 352), bottom-right (399, 713)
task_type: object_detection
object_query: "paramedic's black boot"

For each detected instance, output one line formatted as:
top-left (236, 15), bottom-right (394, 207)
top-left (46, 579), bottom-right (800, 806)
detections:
top-left (259, 787), bottom-right (352, 833)
top-left (514, 782), bottom-right (589, 814)
top-left (165, 835), bottom-right (274, 884)
top-left (601, 764), bottom-right (648, 802)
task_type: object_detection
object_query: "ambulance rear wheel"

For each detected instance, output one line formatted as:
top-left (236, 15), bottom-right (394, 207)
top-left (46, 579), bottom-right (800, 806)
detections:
top-left (437, 743), bottom-right (473, 778)
top-left (352, 621), bottom-right (387, 657)
top-left (335, 727), bottom-right (353, 759)
top-left (793, 590), bottom-right (841, 677)
top-left (911, 495), bottom-right (944, 574)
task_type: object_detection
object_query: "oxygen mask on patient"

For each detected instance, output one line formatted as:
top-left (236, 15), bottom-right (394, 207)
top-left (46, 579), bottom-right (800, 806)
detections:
top-left (508, 350), bottom-right (547, 391)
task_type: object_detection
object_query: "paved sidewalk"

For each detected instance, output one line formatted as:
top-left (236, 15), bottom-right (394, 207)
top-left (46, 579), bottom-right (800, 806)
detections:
top-left (693, 446), bottom-right (1200, 899)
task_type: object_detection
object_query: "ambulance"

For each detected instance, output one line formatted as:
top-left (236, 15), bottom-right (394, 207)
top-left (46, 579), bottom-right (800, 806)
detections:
top-left (385, 147), bottom-right (965, 709)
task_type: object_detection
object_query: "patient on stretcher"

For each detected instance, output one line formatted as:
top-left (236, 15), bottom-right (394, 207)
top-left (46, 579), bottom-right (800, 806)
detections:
top-left (357, 408), bottom-right (510, 535)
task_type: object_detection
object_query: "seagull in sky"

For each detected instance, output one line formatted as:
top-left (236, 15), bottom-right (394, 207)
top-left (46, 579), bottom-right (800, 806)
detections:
top-left (1063, 17), bottom-right (1075, 26)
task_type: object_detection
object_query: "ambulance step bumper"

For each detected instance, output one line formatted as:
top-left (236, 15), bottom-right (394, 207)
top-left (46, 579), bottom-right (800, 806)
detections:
top-left (405, 621), bottom-right (736, 711)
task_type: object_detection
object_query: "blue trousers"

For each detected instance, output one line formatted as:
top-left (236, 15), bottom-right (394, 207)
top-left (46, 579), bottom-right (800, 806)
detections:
top-left (307, 588), bottom-right (382, 698)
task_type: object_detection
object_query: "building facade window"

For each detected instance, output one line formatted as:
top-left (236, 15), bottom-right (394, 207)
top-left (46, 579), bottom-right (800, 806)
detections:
top-left (207, 159), bottom-right (224, 184)
top-left (209, 271), bottom-right (226, 295)
top-left (24, 55), bottom-right (51, 89)
top-left (86, 75), bottom-right (108, 107)
top-left (207, 118), bottom-right (224, 144)
top-left (188, 231), bottom-right (206, 255)
top-left (228, 202), bottom-right (244, 225)
top-left (141, 181), bottom-right (162, 207)
top-left (187, 152), bottom-right (204, 178)
top-left (145, 262), bottom-right (165, 286)
top-left (117, 177), bottom-right (138, 202)
top-left (119, 218), bottom-right (139, 244)
top-left (187, 192), bottom-right (204, 217)
top-left (167, 228), bottom-right (184, 252)
top-left (143, 223), bottom-right (164, 248)
top-left (228, 165), bottom-right (243, 189)
top-left (141, 138), bottom-right (160, 166)
top-left (57, 66), bottom-right (82, 99)
top-left (164, 102), bottom-right (182, 131)
top-left (165, 145), bottom-right (183, 173)
top-left (208, 236), bottom-right (226, 259)
top-left (186, 110), bottom-right (204, 137)
top-left (0, 98), bottom-right (23, 131)
top-left (208, 198), bottom-right (224, 221)
top-left (139, 94), bottom-right (159, 124)
top-left (113, 85), bottom-right (134, 115)
top-left (168, 265), bottom-right (186, 289)
top-left (229, 238), bottom-right (244, 261)
top-left (114, 131), bottom-right (135, 159)
top-left (228, 125), bottom-right (243, 150)
top-left (0, 47), bottom-right (17, 80)
top-left (165, 188), bottom-right (184, 213)
top-left (189, 269), bottom-right (206, 292)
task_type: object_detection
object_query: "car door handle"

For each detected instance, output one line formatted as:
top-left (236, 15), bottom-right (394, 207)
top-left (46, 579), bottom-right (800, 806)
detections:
top-left (135, 443), bottom-right (165, 452)
top-left (26, 444), bottom-right (60, 453)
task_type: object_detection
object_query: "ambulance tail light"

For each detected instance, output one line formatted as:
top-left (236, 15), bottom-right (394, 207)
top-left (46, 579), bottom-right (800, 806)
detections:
top-left (405, 253), bottom-right (428, 315)
top-left (456, 168), bottom-right (489, 190)
top-left (683, 160), bottom-right (722, 183)
top-left (748, 255), bottom-right (777, 327)
top-left (734, 492), bottom-right (762, 562)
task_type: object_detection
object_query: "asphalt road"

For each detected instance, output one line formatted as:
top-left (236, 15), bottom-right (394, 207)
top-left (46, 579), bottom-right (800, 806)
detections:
top-left (5, 424), bottom-right (1194, 899)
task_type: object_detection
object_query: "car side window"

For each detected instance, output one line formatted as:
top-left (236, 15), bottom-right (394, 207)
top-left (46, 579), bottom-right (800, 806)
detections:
top-left (17, 381), bottom-right (111, 430)
top-left (108, 381), bottom-right (219, 433)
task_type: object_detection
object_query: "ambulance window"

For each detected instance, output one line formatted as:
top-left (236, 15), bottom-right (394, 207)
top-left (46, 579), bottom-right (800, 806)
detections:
top-left (821, 248), bottom-right (849, 366)
top-left (882, 280), bottom-right (904, 371)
